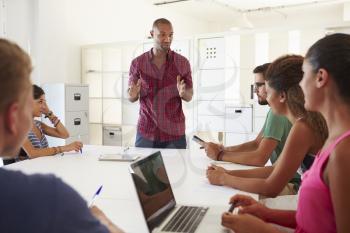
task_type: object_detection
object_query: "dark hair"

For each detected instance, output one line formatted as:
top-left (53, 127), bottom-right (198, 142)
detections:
top-left (253, 63), bottom-right (271, 79)
top-left (305, 33), bottom-right (350, 102)
top-left (33, 84), bottom-right (45, 100)
top-left (0, 39), bottom-right (32, 113)
top-left (266, 54), bottom-right (328, 143)
top-left (152, 18), bottom-right (172, 30)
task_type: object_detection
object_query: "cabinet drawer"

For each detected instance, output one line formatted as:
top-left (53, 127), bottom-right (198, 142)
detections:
top-left (65, 111), bottom-right (89, 136)
top-left (225, 107), bottom-right (253, 133)
top-left (65, 86), bottom-right (89, 111)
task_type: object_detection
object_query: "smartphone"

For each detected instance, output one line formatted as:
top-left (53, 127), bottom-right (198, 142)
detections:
top-left (192, 135), bottom-right (205, 145)
top-left (98, 154), bottom-right (140, 162)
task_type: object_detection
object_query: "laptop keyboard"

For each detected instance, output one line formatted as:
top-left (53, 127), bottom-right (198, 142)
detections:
top-left (162, 206), bottom-right (208, 233)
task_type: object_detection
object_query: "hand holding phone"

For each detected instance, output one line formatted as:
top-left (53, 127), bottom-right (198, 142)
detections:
top-left (192, 135), bottom-right (205, 144)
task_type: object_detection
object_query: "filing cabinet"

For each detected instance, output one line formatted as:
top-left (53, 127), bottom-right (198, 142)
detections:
top-left (42, 84), bottom-right (89, 147)
top-left (103, 126), bottom-right (122, 146)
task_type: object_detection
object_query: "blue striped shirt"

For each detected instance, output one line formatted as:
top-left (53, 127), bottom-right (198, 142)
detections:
top-left (28, 120), bottom-right (49, 149)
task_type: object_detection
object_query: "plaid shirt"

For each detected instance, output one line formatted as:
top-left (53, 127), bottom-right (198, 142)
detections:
top-left (129, 49), bottom-right (192, 142)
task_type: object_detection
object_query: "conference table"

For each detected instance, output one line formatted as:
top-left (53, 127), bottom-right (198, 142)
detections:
top-left (5, 143), bottom-right (259, 233)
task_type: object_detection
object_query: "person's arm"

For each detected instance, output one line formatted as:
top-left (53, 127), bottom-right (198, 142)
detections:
top-left (221, 137), bottom-right (278, 166)
top-left (90, 206), bottom-right (124, 233)
top-left (128, 59), bottom-right (141, 103)
top-left (327, 143), bottom-right (350, 233)
top-left (23, 138), bottom-right (82, 158)
top-left (212, 122), bottom-right (314, 197)
top-left (226, 166), bottom-right (274, 178)
top-left (227, 194), bottom-right (297, 229)
top-left (41, 120), bottom-right (69, 139)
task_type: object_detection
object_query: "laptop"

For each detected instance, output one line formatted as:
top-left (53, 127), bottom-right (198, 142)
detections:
top-left (129, 151), bottom-right (229, 233)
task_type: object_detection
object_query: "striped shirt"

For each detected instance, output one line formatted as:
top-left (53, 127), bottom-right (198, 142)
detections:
top-left (129, 49), bottom-right (192, 142)
top-left (28, 120), bottom-right (49, 149)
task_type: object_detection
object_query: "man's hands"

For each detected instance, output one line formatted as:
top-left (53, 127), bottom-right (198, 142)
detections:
top-left (177, 75), bottom-right (186, 98)
top-left (128, 79), bottom-right (141, 101)
top-left (90, 206), bottom-right (124, 233)
top-left (204, 142), bottom-right (224, 160)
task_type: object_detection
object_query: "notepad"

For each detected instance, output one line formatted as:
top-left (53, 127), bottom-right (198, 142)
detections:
top-left (98, 153), bottom-right (140, 162)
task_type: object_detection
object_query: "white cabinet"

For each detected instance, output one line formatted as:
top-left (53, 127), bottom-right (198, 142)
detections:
top-left (82, 42), bottom-right (144, 145)
top-left (42, 84), bottom-right (89, 147)
top-left (225, 106), bottom-right (253, 134)
top-left (196, 35), bottom-right (240, 133)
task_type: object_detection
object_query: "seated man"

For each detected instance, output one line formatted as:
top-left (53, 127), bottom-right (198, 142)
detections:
top-left (0, 38), bottom-right (123, 233)
top-left (204, 63), bottom-right (292, 166)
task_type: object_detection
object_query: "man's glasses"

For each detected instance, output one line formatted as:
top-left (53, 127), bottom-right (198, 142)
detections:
top-left (253, 82), bottom-right (265, 89)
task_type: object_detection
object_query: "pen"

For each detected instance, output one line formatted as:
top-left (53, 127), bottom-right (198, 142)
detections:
top-left (89, 185), bottom-right (103, 207)
top-left (123, 146), bottom-right (129, 153)
top-left (78, 134), bottom-right (82, 154)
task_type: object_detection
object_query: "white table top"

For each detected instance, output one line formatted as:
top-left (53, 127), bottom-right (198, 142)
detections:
top-left (5, 144), bottom-right (258, 233)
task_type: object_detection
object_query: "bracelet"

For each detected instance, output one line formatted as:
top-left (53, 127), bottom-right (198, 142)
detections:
top-left (54, 119), bottom-right (60, 127)
top-left (216, 150), bottom-right (224, 161)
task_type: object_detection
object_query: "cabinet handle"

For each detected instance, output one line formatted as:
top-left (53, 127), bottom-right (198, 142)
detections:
top-left (109, 132), bottom-right (115, 136)
top-left (74, 93), bottom-right (81, 101)
top-left (74, 118), bottom-right (81, 125)
top-left (235, 110), bottom-right (242, 113)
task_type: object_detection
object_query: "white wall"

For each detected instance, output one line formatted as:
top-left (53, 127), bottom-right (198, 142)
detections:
top-left (35, 0), bottom-right (218, 85)
top-left (4, 0), bottom-right (350, 86)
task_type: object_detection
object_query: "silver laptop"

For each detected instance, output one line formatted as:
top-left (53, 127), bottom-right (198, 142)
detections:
top-left (129, 151), bottom-right (229, 233)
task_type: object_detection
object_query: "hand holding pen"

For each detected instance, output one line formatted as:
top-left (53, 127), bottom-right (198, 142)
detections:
top-left (78, 134), bottom-right (83, 154)
top-left (89, 185), bottom-right (103, 207)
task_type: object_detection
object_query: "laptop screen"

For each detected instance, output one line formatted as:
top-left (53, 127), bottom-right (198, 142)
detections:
top-left (130, 151), bottom-right (176, 231)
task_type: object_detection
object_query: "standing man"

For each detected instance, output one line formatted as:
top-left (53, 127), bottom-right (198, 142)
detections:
top-left (0, 39), bottom-right (123, 233)
top-left (204, 63), bottom-right (292, 166)
top-left (128, 18), bottom-right (193, 149)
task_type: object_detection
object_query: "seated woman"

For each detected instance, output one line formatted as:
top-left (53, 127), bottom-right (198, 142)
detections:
top-left (23, 85), bottom-right (83, 158)
top-left (221, 33), bottom-right (350, 233)
top-left (206, 54), bottom-right (328, 197)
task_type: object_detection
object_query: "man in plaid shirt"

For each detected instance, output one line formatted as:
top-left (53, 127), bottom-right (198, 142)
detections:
top-left (128, 18), bottom-right (193, 149)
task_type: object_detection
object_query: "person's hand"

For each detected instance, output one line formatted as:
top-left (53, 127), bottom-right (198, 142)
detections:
top-left (177, 75), bottom-right (186, 98)
top-left (90, 206), bottom-right (124, 233)
top-left (204, 142), bottom-right (222, 160)
top-left (128, 79), bottom-right (141, 99)
top-left (41, 101), bottom-right (51, 116)
top-left (208, 164), bottom-right (227, 173)
top-left (229, 194), bottom-right (269, 221)
top-left (221, 212), bottom-right (270, 233)
top-left (206, 166), bottom-right (226, 186)
top-left (63, 141), bottom-right (83, 152)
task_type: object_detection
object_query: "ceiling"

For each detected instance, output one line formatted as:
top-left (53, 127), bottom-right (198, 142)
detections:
top-left (149, 0), bottom-right (347, 25)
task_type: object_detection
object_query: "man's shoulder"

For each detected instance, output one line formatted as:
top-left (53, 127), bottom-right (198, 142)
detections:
top-left (266, 109), bottom-right (290, 124)
top-left (0, 168), bottom-right (69, 200)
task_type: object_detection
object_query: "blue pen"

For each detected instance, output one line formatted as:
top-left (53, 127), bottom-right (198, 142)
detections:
top-left (78, 134), bottom-right (83, 154)
top-left (89, 185), bottom-right (103, 207)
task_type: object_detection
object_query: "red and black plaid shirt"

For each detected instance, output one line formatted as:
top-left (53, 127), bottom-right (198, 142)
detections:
top-left (129, 49), bottom-right (192, 142)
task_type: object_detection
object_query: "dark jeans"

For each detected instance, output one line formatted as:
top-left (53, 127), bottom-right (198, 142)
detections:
top-left (135, 133), bottom-right (187, 149)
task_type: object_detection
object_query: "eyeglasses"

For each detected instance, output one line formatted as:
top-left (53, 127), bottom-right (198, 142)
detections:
top-left (253, 82), bottom-right (265, 89)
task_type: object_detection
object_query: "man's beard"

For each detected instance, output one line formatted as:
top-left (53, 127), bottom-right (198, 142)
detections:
top-left (258, 99), bottom-right (268, 105)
